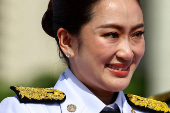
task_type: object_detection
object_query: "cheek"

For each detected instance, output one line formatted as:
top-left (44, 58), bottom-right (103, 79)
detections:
top-left (133, 41), bottom-right (145, 63)
top-left (88, 40), bottom-right (117, 63)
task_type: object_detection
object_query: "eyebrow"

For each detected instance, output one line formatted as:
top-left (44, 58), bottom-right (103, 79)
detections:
top-left (131, 23), bottom-right (144, 31)
top-left (96, 24), bottom-right (124, 31)
top-left (96, 23), bottom-right (144, 31)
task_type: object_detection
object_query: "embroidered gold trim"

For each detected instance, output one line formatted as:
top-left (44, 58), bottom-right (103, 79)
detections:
top-left (127, 94), bottom-right (170, 112)
top-left (15, 86), bottom-right (65, 101)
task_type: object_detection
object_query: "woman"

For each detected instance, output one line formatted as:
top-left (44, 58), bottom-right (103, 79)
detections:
top-left (1, 0), bottom-right (170, 113)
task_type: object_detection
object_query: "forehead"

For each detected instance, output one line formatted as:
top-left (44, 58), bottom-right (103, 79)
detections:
top-left (91, 0), bottom-right (143, 29)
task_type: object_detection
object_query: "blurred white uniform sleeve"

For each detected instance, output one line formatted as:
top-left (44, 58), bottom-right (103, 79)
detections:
top-left (0, 96), bottom-right (30, 113)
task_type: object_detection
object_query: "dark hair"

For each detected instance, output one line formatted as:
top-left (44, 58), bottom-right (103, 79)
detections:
top-left (42, 0), bottom-right (100, 65)
top-left (42, 0), bottom-right (141, 65)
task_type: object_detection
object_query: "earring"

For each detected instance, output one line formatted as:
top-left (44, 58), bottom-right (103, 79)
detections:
top-left (66, 52), bottom-right (71, 58)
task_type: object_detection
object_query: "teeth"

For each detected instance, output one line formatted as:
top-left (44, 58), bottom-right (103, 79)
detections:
top-left (106, 64), bottom-right (128, 71)
top-left (118, 68), bottom-right (127, 71)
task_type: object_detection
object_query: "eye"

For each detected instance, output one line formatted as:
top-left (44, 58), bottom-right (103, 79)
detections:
top-left (132, 31), bottom-right (144, 38)
top-left (103, 32), bottom-right (119, 38)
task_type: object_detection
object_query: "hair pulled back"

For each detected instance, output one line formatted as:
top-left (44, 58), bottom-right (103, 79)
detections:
top-left (42, 0), bottom-right (100, 65)
top-left (42, 0), bottom-right (141, 65)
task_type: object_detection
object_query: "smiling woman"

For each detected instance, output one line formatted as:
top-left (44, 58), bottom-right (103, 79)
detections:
top-left (0, 0), bottom-right (170, 113)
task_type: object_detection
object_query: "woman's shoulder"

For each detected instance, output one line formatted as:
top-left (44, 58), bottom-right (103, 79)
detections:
top-left (1, 95), bottom-right (19, 105)
top-left (0, 86), bottom-right (64, 113)
top-left (0, 96), bottom-right (62, 113)
top-left (125, 94), bottom-right (170, 113)
top-left (0, 96), bottom-right (30, 113)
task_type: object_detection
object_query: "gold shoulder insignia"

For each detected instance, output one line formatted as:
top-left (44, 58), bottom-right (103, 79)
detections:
top-left (126, 94), bottom-right (170, 113)
top-left (148, 91), bottom-right (170, 102)
top-left (10, 86), bottom-right (66, 103)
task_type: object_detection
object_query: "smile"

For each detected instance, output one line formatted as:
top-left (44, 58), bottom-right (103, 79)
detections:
top-left (106, 63), bottom-right (130, 77)
top-left (106, 64), bottom-right (128, 71)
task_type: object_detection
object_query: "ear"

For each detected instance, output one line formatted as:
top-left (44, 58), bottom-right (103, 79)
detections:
top-left (57, 28), bottom-right (75, 57)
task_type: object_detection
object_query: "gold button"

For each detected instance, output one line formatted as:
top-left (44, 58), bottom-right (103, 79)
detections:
top-left (67, 104), bottom-right (77, 112)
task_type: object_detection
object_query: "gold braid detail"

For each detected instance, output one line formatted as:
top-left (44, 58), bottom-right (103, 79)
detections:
top-left (127, 94), bottom-right (170, 112)
top-left (15, 86), bottom-right (65, 101)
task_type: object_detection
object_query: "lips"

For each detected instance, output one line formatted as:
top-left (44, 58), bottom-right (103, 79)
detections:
top-left (106, 63), bottom-right (130, 77)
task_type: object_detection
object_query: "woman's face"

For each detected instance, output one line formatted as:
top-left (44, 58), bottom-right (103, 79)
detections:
top-left (70, 0), bottom-right (145, 93)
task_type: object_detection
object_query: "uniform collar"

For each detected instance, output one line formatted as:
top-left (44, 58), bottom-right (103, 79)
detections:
top-left (54, 67), bottom-right (132, 113)
top-left (54, 67), bottom-right (105, 113)
top-left (106, 91), bottom-right (124, 113)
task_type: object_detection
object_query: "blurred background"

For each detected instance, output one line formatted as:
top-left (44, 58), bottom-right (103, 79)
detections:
top-left (1, 0), bottom-right (170, 102)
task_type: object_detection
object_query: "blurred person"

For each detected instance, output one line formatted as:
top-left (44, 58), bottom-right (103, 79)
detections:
top-left (1, 0), bottom-right (170, 113)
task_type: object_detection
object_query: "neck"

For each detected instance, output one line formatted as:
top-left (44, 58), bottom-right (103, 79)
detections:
top-left (87, 86), bottom-right (119, 105)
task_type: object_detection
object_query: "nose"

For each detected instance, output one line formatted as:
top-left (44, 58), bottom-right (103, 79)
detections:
top-left (116, 40), bottom-right (134, 61)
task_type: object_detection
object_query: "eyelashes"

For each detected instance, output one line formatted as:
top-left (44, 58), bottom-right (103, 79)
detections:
top-left (132, 31), bottom-right (144, 38)
top-left (102, 32), bottom-right (119, 38)
top-left (102, 31), bottom-right (144, 39)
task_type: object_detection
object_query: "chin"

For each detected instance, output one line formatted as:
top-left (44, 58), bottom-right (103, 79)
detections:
top-left (113, 84), bottom-right (129, 92)
top-left (103, 78), bottom-right (131, 93)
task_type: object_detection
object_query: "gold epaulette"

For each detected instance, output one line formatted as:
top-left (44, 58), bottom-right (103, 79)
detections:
top-left (148, 91), bottom-right (170, 102)
top-left (126, 94), bottom-right (170, 113)
top-left (10, 86), bottom-right (66, 103)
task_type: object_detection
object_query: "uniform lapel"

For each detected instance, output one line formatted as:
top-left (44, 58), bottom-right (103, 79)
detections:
top-left (122, 99), bottom-right (134, 113)
top-left (54, 67), bottom-right (105, 113)
top-left (25, 103), bottom-right (49, 113)
top-left (54, 73), bottom-right (85, 113)
top-left (122, 93), bottom-right (149, 113)
top-left (122, 92), bottom-right (135, 113)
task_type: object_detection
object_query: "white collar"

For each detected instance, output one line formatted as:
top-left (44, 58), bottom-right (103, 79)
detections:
top-left (54, 67), bottom-right (131, 113)
top-left (106, 91), bottom-right (124, 113)
top-left (54, 67), bottom-right (105, 112)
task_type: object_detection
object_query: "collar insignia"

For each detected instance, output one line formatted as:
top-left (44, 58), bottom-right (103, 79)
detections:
top-left (10, 86), bottom-right (66, 103)
top-left (126, 94), bottom-right (170, 113)
top-left (67, 104), bottom-right (77, 112)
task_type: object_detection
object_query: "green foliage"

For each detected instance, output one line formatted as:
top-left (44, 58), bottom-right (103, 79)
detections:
top-left (0, 81), bottom-right (16, 102)
top-left (30, 73), bottom-right (59, 88)
top-left (124, 70), bottom-right (146, 97)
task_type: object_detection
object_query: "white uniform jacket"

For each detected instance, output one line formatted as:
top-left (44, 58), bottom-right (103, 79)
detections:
top-left (0, 67), bottom-right (149, 113)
